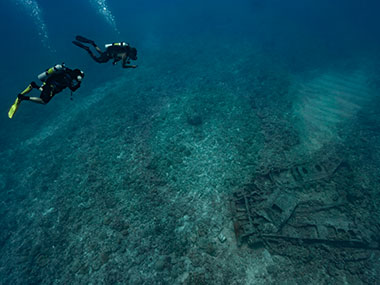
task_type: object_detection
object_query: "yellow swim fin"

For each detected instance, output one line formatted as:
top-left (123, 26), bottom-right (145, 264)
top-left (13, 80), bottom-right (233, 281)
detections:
top-left (8, 97), bottom-right (21, 119)
top-left (8, 84), bottom-right (34, 119)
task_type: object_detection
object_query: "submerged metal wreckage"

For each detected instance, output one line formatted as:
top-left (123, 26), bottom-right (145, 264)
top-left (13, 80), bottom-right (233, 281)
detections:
top-left (231, 154), bottom-right (380, 251)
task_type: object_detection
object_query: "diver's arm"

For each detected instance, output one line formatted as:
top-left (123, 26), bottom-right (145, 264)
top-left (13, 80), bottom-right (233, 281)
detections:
top-left (112, 58), bottom-right (120, 65)
top-left (123, 64), bottom-right (138, 68)
top-left (112, 54), bottom-right (122, 65)
top-left (69, 84), bottom-right (81, 92)
top-left (122, 54), bottom-right (137, 68)
top-left (122, 59), bottom-right (137, 68)
top-left (68, 79), bottom-right (81, 92)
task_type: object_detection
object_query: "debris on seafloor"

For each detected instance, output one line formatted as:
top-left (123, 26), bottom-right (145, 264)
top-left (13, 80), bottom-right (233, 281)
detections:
top-left (230, 150), bottom-right (380, 252)
top-left (218, 232), bottom-right (227, 243)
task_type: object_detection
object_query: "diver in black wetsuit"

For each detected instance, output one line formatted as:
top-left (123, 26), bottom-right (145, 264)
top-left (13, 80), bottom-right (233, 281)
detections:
top-left (18, 66), bottom-right (84, 104)
top-left (72, 35), bottom-right (138, 69)
top-left (8, 65), bottom-right (84, 118)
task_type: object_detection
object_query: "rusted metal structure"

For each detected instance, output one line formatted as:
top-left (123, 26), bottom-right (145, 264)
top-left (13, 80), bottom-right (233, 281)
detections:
top-left (231, 154), bottom-right (380, 251)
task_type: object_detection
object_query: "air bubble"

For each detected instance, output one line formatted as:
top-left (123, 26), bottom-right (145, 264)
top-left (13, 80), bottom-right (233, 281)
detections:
top-left (15, 0), bottom-right (52, 50)
top-left (89, 0), bottom-right (119, 34)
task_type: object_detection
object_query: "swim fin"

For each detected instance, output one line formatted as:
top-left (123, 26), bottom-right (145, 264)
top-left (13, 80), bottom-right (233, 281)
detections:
top-left (72, 41), bottom-right (90, 51)
top-left (75, 35), bottom-right (95, 45)
top-left (8, 84), bottom-right (34, 118)
top-left (8, 97), bottom-right (21, 119)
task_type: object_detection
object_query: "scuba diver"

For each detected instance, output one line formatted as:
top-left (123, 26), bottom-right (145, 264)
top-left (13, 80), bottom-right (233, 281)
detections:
top-left (8, 64), bottom-right (84, 119)
top-left (72, 35), bottom-right (138, 69)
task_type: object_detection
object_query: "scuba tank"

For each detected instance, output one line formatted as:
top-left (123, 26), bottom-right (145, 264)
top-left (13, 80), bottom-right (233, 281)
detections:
top-left (38, 63), bottom-right (65, 81)
top-left (105, 42), bottom-right (128, 48)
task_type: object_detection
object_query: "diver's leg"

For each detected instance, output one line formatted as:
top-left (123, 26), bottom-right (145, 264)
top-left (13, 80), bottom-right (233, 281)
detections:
top-left (91, 52), bottom-right (110, 63)
top-left (28, 97), bottom-right (46, 104)
top-left (75, 35), bottom-right (104, 54)
top-left (17, 81), bottom-right (42, 100)
top-left (73, 36), bottom-right (108, 60)
top-left (90, 53), bottom-right (108, 63)
top-left (73, 40), bottom-right (104, 57)
top-left (36, 85), bottom-right (54, 105)
top-left (21, 84), bottom-right (52, 105)
top-left (17, 93), bottom-right (44, 104)
top-left (17, 82), bottom-right (35, 100)
top-left (20, 83), bottom-right (35, 95)
top-left (93, 44), bottom-right (103, 54)
top-left (75, 35), bottom-right (102, 53)
top-left (73, 40), bottom-right (104, 63)
top-left (19, 93), bottom-right (46, 104)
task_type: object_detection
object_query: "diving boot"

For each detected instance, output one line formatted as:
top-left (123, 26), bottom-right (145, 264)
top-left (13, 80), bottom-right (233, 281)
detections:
top-left (17, 94), bottom-right (29, 101)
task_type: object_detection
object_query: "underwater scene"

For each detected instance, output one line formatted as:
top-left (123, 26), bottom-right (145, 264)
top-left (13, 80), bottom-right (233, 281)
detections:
top-left (1, 0), bottom-right (380, 284)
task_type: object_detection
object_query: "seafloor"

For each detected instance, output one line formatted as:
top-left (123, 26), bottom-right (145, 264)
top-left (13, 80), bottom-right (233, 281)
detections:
top-left (1, 40), bottom-right (380, 284)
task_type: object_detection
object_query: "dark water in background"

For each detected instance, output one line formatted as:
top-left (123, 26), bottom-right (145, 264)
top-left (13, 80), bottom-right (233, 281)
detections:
top-left (0, 0), bottom-right (379, 148)
top-left (1, 0), bottom-right (380, 284)
top-left (0, 2), bottom-right (379, 97)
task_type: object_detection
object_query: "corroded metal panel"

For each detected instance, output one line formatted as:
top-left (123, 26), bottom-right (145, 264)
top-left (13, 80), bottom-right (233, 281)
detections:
top-left (231, 155), bottom-right (379, 251)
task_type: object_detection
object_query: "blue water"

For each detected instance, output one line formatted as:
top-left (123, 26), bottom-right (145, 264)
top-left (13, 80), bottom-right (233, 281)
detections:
top-left (1, 0), bottom-right (380, 284)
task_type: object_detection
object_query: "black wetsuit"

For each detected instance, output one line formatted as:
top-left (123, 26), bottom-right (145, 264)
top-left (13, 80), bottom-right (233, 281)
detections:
top-left (91, 45), bottom-right (132, 64)
top-left (40, 70), bottom-right (81, 103)
top-left (73, 36), bottom-right (137, 68)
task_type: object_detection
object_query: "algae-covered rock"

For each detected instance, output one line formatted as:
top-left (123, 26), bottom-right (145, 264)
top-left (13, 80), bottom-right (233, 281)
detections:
top-left (186, 113), bottom-right (203, 126)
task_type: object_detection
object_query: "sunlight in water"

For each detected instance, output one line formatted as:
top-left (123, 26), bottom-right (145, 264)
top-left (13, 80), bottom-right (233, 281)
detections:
top-left (89, 0), bottom-right (119, 34)
top-left (294, 69), bottom-right (370, 152)
top-left (15, 0), bottom-right (51, 50)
